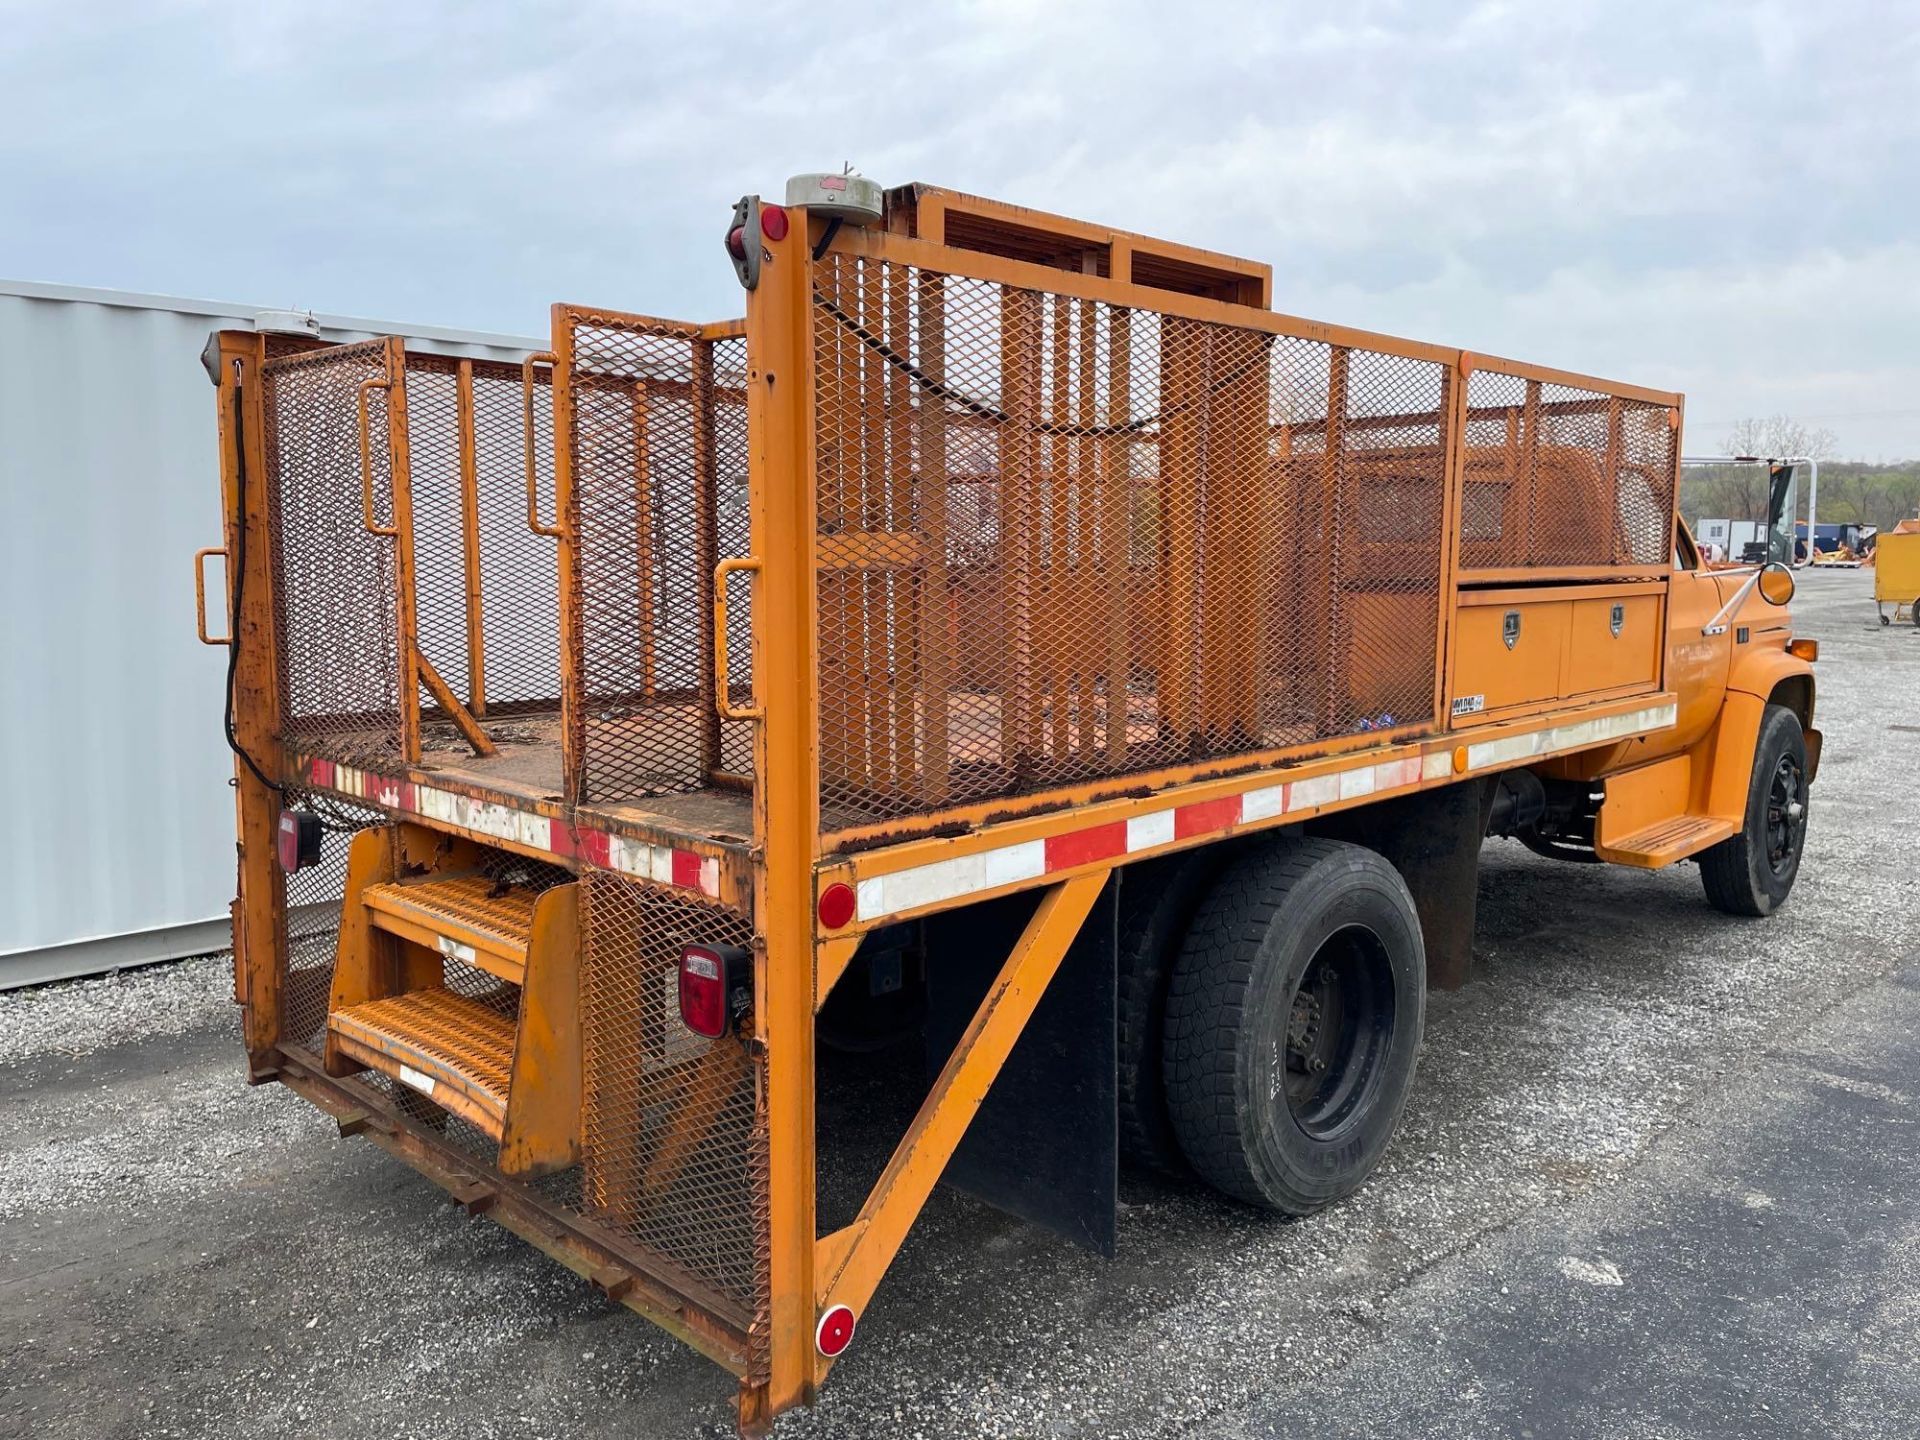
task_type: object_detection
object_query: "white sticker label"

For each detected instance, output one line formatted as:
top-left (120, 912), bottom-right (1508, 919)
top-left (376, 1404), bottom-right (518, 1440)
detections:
top-left (1451, 694), bottom-right (1486, 716)
top-left (398, 1064), bottom-right (437, 1096)
top-left (435, 935), bottom-right (477, 965)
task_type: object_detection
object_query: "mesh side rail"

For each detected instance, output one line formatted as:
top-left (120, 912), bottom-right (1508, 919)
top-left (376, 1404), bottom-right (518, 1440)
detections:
top-left (1458, 368), bottom-right (1677, 573)
top-left (263, 342), bottom-right (405, 764)
top-left (579, 869), bottom-right (770, 1374)
top-left (811, 253), bottom-right (1450, 828)
top-left (560, 310), bottom-right (753, 803)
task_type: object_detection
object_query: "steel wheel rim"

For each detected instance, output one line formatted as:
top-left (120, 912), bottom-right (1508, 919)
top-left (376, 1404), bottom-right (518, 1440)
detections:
top-left (1282, 925), bottom-right (1394, 1141)
top-left (1765, 752), bottom-right (1805, 876)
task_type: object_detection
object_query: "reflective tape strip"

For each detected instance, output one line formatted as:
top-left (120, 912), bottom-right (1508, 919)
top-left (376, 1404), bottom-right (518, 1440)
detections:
top-left (295, 757), bottom-right (720, 899)
top-left (852, 702), bottom-right (1678, 922)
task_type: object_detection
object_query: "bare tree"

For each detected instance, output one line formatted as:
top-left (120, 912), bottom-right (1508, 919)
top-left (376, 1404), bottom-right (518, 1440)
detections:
top-left (1719, 415), bottom-right (1839, 462)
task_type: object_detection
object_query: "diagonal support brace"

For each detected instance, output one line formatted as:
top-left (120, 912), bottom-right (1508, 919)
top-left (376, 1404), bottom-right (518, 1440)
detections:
top-left (814, 870), bottom-right (1106, 1333)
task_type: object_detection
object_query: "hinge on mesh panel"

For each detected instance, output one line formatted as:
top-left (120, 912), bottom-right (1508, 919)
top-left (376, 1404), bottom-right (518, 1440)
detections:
top-left (725, 195), bottom-right (763, 290)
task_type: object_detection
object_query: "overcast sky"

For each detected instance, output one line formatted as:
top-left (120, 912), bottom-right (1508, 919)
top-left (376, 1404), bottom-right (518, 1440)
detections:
top-left (4, 0), bottom-right (1916, 458)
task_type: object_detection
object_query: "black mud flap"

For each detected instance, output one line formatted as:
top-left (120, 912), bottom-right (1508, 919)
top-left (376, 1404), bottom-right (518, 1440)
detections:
top-left (923, 876), bottom-right (1120, 1257)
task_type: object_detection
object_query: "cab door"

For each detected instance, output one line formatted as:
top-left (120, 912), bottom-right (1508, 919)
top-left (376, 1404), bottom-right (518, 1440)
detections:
top-left (1660, 520), bottom-right (1734, 752)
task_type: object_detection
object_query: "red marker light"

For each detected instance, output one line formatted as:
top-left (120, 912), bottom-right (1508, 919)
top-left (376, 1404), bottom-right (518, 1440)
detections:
top-left (725, 225), bottom-right (747, 260)
top-left (815, 1304), bottom-right (856, 1357)
top-left (817, 881), bottom-right (856, 930)
top-left (759, 204), bottom-right (789, 241)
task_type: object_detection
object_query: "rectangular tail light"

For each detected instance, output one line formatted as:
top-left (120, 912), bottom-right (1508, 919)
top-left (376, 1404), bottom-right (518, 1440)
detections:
top-left (277, 809), bottom-right (322, 872)
top-left (679, 942), bottom-right (752, 1039)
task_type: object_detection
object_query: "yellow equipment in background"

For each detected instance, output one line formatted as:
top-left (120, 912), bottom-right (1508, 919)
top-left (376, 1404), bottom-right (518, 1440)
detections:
top-left (1876, 520), bottom-right (1920, 626)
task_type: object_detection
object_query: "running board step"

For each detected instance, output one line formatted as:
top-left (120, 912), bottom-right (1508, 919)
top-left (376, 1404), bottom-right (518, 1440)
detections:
top-left (329, 987), bottom-right (516, 1139)
top-left (1594, 813), bottom-right (1736, 868)
top-left (362, 872), bottom-right (535, 986)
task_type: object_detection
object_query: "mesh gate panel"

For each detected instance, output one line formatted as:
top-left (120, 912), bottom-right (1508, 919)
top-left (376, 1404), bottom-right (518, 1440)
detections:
top-left (1459, 368), bottom-right (1677, 571)
top-left (399, 353), bottom-right (566, 721)
top-left (263, 341), bottom-right (404, 763)
top-left (811, 254), bottom-right (1450, 827)
top-left (472, 360), bottom-right (563, 709)
top-left (562, 312), bottom-right (749, 803)
top-left (579, 869), bottom-right (768, 1360)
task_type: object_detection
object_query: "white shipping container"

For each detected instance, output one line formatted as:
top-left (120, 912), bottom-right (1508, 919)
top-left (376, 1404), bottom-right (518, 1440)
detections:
top-left (0, 280), bottom-right (539, 987)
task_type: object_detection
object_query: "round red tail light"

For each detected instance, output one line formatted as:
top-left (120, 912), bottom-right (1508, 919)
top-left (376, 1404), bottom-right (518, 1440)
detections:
top-left (815, 1304), bottom-right (856, 1357)
top-left (760, 204), bottom-right (790, 241)
top-left (817, 881), bottom-right (856, 930)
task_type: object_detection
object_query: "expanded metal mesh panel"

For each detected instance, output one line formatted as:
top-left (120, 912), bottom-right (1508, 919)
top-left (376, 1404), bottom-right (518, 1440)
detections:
top-left (397, 353), bottom-right (565, 723)
top-left (403, 355), bottom-right (473, 707)
top-left (578, 869), bottom-right (768, 1353)
top-left (1459, 368), bottom-right (1677, 571)
top-left (811, 254), bottom-right (1449, 826)
top-left (262, 342), bottom-right (404, 763)
top-left (562, 312), bottom-right (749, 802)
top-left (279, 792), bottom-right (385, 1057)
top-left (472, 359), bottom-right (563, 709)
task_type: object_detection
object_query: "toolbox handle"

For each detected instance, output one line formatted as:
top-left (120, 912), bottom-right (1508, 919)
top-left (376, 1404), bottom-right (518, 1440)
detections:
top-left (713, 556), bottom-right (763, 722)
top-left (355, 375), bottom-right (399, 537)
top-left (522, 351), bottom-right (563, 538)
top-left (193, 547), bottom-right (231, 646)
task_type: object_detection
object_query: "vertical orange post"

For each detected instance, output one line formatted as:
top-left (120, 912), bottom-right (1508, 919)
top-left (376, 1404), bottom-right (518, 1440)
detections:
top-left (384, 338), bottom-right (424, 764)
top-left (885, 264), bottom-right (915, 793)
top-left (914, 270), bottom-right (951, 803)
top-left (999, 288), bottom-right (1041, 770)
top-left (1103, 308), bottom-right (1131, 763)
top-left (692, 339), bottom-right (723, 776)
top-left (1319, 346), bottom-right (1350, 728)
top-left (1047, 293), bottom-right (1071, 760)
top-left (631, 379), bottom-right (659, 701)
top-left (218, 332), bottom-right (289, 1069)
top-left (552, 309), bottom-right (585, 801)
top-left (1432, 359), bottom-right (1467, 725)
top-left (1602, 395), bottom-right (1624, 562)
top-left (456, 359), bottom-right (487, 717)
top-left (1517, 377), bottom-right (1542, 565)
top-left (1158, 323), bottom-right (1202, 746)
top-left (746, 208), bottom-right (822, 1420)
top-left (859, 262), bottom-right (887, 790)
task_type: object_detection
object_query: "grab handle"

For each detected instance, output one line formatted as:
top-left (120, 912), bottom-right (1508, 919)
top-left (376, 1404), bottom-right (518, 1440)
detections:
top-left (522, 351), bottom-right (562, 538)
top-left (713, 556), bottom-right (762, 721)
top-left (356, 375), bottom-right (398, 537)
top-left (194, 547), bottom-right (230, 645)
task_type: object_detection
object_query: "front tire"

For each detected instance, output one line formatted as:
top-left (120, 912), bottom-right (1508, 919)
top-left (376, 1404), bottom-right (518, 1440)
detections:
top-left (1700, 703), bottom-right (1810, 917)
top-left (1161, 837), bottom-right (1425, 1214)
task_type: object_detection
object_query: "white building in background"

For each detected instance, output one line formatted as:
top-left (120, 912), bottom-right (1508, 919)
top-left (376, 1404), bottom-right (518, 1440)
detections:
top-left (0, 280), bottom-right (539, 988)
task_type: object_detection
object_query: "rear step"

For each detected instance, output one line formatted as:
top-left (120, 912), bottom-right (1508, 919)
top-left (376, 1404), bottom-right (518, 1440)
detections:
top-left (1594, 813), bottom-right (1736, 868)
top-left (324, 825), bottom-right (583, 1176)
top-left (330, 988), bottom-right (516, 1138)
top-left (362, 872), bottom-right (534, 984)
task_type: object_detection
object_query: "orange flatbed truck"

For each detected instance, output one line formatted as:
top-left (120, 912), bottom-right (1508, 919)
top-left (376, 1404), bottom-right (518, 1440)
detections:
top-left (194, 178), bottom-right (1819, 1432)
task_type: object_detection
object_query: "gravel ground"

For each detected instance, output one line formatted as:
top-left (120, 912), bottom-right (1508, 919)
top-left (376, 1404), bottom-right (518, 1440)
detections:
top-left (2, 568), bottom-right (1915, 1439)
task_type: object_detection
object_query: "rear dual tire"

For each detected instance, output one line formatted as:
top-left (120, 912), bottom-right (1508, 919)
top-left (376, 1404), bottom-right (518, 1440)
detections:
top-left (1159, 838), bottom-right (1425, 1215)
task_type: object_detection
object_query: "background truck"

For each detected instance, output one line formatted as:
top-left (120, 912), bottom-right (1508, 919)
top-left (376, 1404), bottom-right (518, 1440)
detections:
top-left (194, 177), bottom-right (1819, 1432)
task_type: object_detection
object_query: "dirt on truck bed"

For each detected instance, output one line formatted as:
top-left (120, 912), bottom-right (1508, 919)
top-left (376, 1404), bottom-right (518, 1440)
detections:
top-left (4, 568), bottom-right (1917, 1440)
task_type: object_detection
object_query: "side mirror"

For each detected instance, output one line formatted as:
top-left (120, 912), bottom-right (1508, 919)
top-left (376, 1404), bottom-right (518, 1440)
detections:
top-left (1758, 561), bottom-right (1795, 607)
